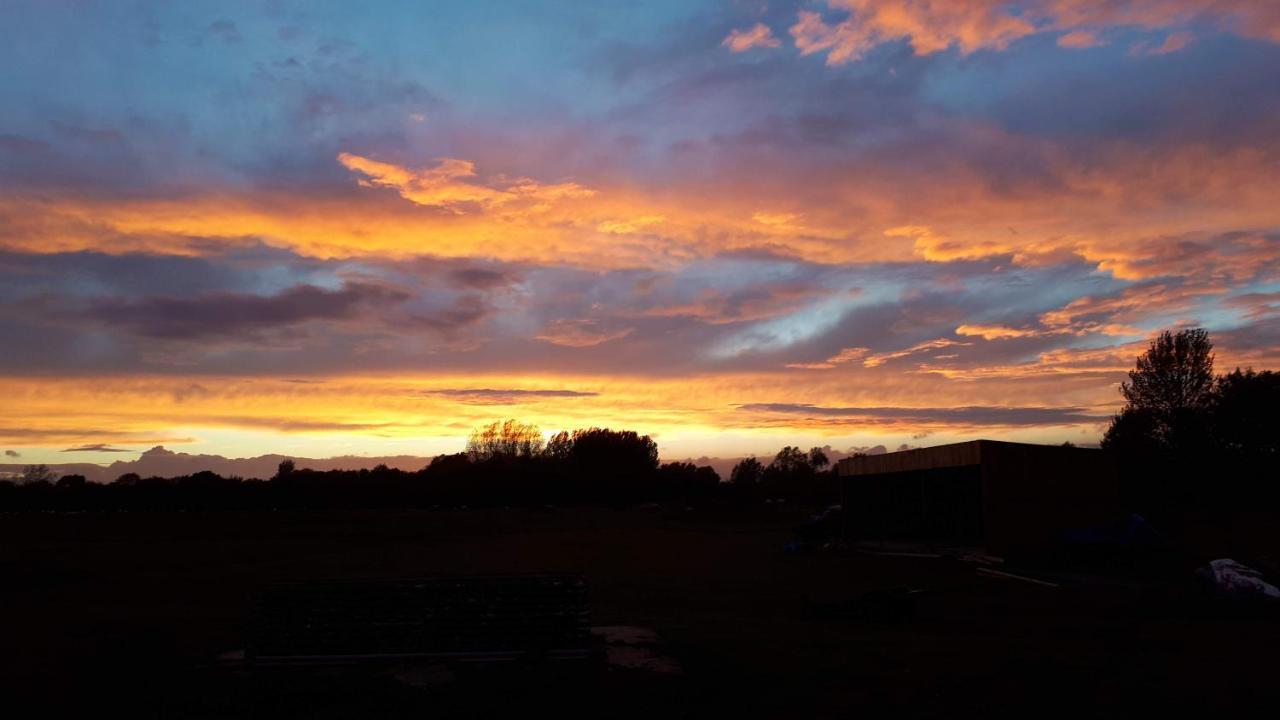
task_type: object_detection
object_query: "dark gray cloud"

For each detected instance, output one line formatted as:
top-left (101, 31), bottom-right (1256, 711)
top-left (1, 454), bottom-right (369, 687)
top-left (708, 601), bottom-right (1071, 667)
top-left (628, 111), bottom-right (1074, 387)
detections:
top-left (62, 444), bottom-right (132, 453)
top-left (449, 267), bottom-right (520, 290)
top-left (407, 295), bottom-right (491, 334)
top-left (88, 281), bottom-right (410, 339)
top-left (418, 388), bottom-right (600, 405)
top-left (738, 403), bottom-right (1107, 427)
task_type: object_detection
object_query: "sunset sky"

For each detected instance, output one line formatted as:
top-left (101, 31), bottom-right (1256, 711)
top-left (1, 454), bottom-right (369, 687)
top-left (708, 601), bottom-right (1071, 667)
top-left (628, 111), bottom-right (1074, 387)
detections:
top-left (3, 1), bottom-right (1279, 465)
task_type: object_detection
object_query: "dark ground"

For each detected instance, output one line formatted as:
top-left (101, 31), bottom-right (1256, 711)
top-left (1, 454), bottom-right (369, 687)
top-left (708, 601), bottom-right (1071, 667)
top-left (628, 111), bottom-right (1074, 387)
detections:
top-left (3, 507), bottom-right (1278, 718)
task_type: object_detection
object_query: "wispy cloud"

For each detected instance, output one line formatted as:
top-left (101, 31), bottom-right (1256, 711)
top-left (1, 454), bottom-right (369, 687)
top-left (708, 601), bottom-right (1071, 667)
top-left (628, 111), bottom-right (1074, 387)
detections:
top-left (789, 1), bottom-right (1277, 65)
top-left (739, 402), bottom-right (1107, 428)
top-left (62, 443), bottom-right (132, 453)
top-left (338, 153), bottom-right (595, 214)
top-left (87, 282), bottom-right (410, 339)
top-left (722, 23), bottom-right (782, 53)
top-left (535, 319), bottom-right (634, 347)
top-left (418, 388), bottom-right (600, 405)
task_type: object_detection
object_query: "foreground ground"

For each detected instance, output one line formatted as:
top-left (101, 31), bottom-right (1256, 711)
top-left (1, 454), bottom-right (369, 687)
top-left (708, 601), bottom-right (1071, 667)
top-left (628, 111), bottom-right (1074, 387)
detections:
top-left (3, 507), bottom-right (1277, 718)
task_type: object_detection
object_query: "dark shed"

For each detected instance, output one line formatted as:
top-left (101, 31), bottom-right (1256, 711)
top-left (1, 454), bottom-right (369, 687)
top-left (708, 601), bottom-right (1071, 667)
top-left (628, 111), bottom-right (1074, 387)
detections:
top-left (836, 440), bottom-right (1120, 556)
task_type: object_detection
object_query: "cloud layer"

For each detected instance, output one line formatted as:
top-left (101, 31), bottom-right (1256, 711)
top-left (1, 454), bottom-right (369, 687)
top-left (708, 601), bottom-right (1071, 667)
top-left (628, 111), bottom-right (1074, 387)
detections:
top-left (0, 1), bottom-right (1277, 462)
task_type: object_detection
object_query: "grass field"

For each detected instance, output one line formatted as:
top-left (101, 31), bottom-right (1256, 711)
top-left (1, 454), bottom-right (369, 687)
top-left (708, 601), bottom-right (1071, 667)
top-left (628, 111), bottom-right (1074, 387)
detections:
top-left (3, 507), bottom-right (1278, 718)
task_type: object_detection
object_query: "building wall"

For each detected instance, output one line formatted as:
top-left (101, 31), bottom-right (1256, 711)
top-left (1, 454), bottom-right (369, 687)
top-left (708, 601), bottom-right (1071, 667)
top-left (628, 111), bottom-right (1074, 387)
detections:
top-left (841, 465), bottom-right (984, 544)
top-left (977, 442), bottom-right (1120, 557)
top-left (838, 440), bottom-right (1121, 556)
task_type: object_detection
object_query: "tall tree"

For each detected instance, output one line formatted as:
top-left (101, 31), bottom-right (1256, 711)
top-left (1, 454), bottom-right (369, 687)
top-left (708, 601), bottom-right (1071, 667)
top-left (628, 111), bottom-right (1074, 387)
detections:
top-left (1103, 328), bottom-right (1215, 453)
top-left (807, 447), bottom-right (830, 471)
top-left (729, 457), bottom-right (764, 486)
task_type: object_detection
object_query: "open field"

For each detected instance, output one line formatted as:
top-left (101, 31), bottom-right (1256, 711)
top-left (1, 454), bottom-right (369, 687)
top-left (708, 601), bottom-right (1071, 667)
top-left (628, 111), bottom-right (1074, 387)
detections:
top-left (3, 507), bottom-right (1278, 718)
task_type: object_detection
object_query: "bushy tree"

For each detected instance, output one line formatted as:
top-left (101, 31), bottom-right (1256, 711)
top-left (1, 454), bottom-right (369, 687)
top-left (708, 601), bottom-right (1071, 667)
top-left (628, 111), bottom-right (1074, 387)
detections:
top-left (759, 446), bottom-right (836, 499)
top-left (466, 420), bottom-right (544, 462)
top-left (657, 461), bottom-right (720, 500)
top-left (561, 428), bottom-right (659, 475)
top-left (1103, 328), bottom-right (1215, 453)
top-left (55, 474), bottom-right (87, 489)
top-left (19, 464), bottom-right (55, 486)
top-left (543, 431), bottom-right (573, 461)
top-left (1211, 368), bottom-right (1280, 458)
top-left (769, 446), bottom-right (809, 476)
top-left (807, 447), bottom-right (830, 471)
top-left (274, 459), bottom-right (296, 480)
top-left (729, 457), bottom-right (764, 486)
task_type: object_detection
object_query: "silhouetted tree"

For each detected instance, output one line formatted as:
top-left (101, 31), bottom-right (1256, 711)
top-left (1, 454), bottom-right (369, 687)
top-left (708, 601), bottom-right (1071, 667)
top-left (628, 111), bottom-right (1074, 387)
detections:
top-left (275, 459), bottom-right (296, 480)
top-left (807, 447), bottom-right (830, 471)
top-left (1103, 328), bottom-right (1215, 453)
top-left (758, 446), bottom-right (837, 500)
top-left (769, 446), bottom-right (809, 476)
top-left (657, 461), bottom-right (720, 501)
top-left (56, 474), bottom-right (87, 489)
top-left (19, 464), bottom-right (55, 486)
top-left (729, 457), bottom-right (764, 486)
top-left (1211, 368), bottom-right (1280, 458)
top-left (466, 420), bottom-right (544, 462)
top-left (561, 427), bottom-right (659, 495)
top-left (426, 452), bottom-right (471, 473)
top-left (543, 431), bottom-right (573, 462)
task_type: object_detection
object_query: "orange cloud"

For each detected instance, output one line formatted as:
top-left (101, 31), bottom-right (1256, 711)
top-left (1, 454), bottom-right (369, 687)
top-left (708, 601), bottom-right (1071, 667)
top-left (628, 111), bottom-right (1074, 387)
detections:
top-left (955, 324), bottom-right (1045, 340)
top-left (786, 346), bottom-right (870, 370)
top-left (864, 339), bottom-right (970, 368)
top-left (722, 23), bottom-right (782, 53)
top-left (1, 138), bottom-right (1275, 285)
top-left (337, 152), bottom-right (595, 214)
top-left (919, 341), bottom-right (1143, 382)
top-left (792, 1), bottom-right (1036, 64)
top-left (1039, 284), bottom-right (1222, 333)
top-left (596, 215), bottom-right (665, 234)
top-left (791, 1), bottom-right (1279, 65)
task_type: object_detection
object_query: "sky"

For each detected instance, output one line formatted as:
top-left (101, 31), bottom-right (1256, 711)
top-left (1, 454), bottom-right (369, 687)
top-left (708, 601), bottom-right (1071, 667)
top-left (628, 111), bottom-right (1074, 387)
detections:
top-left (2, 0), bottom-right (1279, 466)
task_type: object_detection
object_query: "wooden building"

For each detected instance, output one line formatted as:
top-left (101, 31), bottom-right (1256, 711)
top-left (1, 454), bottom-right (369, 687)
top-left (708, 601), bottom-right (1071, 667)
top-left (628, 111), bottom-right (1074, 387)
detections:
top-left (836, 440), bottom-right (1120, 556)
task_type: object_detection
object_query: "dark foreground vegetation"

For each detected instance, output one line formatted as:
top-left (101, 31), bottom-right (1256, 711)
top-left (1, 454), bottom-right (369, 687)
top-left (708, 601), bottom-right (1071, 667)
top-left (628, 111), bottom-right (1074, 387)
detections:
top-left (0, 423), bottom-right (836, 512)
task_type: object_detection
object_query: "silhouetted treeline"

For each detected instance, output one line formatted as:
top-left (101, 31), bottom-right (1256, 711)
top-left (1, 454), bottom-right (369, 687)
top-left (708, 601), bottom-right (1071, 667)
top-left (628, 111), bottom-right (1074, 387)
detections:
top-left (0, 425), bottom-right (734, 512)
top-left (727, 445), bottom-right (836, 504)
top-left (1103, 329), bottom-right (1280, 512)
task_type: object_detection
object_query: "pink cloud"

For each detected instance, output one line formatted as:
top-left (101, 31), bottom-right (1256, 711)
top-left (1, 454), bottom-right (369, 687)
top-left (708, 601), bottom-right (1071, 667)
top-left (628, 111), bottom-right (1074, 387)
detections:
top-left (1057, 29), bottom-right (1102, 48)
top-left (722, 23), bottom-right (782, 53)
